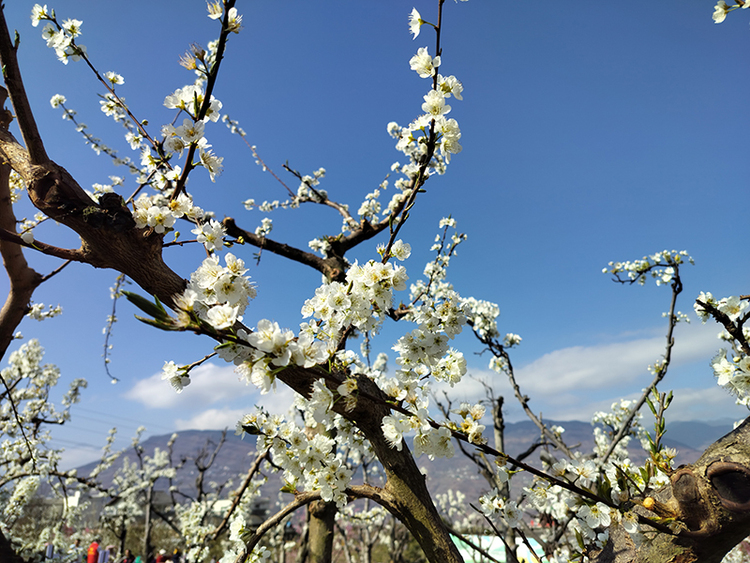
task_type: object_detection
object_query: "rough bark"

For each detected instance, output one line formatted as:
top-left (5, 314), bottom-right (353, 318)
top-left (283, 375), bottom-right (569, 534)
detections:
top-left (305, 499), bottom-right (337, 563)
top-left (278, 365), bottom-right (463, 563)
top-left (0, 7), bottom-right (186, 309)
top-left (592, 416), bottom-right (750, 562)
top-left (0, 528), bottom-right (26, 563)
top-left (0, 88), bottom-right (43, 361)
top-left (0, 158), bottom-right (42, 360)
top-left (142, 485), bottom-right (153, 561)
top-left (0, 130), bottom-right (186, 307)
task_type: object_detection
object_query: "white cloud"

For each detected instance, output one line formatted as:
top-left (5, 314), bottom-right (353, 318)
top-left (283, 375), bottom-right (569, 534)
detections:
top-left (174, 408), bottom-right (247, 430)
top-left (124, 362), bottom-right (255, 408)
top-left (174, 384), bottom-right (298, 430)
top-left (514, 322), bottom-right (721, 396)
top-left (58, 445), bottom-right (107, 471)
top-left (666, 386), bottom-right (747, 423)
top-left (456, 322), bottom-right (731, 424)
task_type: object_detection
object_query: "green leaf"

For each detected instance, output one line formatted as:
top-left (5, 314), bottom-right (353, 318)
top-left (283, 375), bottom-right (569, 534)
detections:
top-left (280, 481), bottom-right (297, 494)
top-left (124, 291), bottom-right (170, 321)
top-left (134, 315), bottom-right (181, 331)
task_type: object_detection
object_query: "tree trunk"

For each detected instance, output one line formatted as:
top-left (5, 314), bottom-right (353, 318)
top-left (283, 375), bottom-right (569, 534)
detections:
top-left (492, 398), bottom-right (518, 563)
top-left (0, 94), bottom-right (42, 361)
top-left (143, 485), bottom-right (154, 561)
top-left (278, 366), bottom-right (463, 563)
top-left (0, 528), bottom-right (26, 563)
top-left (305, 500), bottom-right (337, 563)
top-left (592, 416), bottom-right (750, 562)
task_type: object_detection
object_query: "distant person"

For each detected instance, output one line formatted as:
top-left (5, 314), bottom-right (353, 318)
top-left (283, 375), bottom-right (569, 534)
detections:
top-left (118, 549), bottom-right (135, 563)
top-left (67, 539), bottom-right (84, 563)
top-left (86, 539), bottom-right (100, 563)
top-left (155, 549), bottom-right (167, 563)
top-left (98, 545), bottom-right (113, 563)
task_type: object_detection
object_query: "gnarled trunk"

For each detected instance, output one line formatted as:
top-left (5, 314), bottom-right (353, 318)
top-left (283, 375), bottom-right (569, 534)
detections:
top-left (592, 416), bottom-right (750, 562)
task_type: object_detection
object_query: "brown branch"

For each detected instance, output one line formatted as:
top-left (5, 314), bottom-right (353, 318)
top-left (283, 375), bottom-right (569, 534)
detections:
top-left (0, 12), bottom-right (48, 165)
top-left (0, 159), bottom-right (43, 360)
top-left (222, 217), bottom-right (347, 282)
top-left (0, 227), bottom-right (86, 263)
top-left (602, 268), bottom-right (683, 465)
top-left (0, 117), bottom-right (185, 307)
top-left (171, 0), bottom-right (237, 200)
top-left (210, 449), bottom-right (269, 541)
top-left (276, 364), bottom-right (464, 562)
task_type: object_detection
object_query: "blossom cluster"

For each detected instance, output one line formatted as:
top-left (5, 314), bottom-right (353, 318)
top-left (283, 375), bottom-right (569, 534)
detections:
top-left (387, 57), bottom-right (463, 170)
top-left (32, 4), bottom-right (86, 65)
top-left (238, 407), bottom-right (353, 508)
top-left (206, 259), bottom-right (412, 393)
top-left (712, 1), bottom-right (750, 23)
top-left (591, 399), bottom-right (647, 460)
top-left (161, 84), bottom-right (225, 182)
top-left (694, 292), bottom-right (748, 324)
top-left (477, 394), bottom-right (680, 558)
top-left (694, 292), bottom-right (750, 403)
top-left (710, 349), bottom-right (750, 404)
top-left (603, 250), bottom-right (693, 286)
top-left (182, 252), bottom-right (257, 330)
top-left (25, 303), bottom-right (63, 321)
top-left (0, 339), bottom-right (87, 554)
top-left (132, 192), bottom-right (204, 235)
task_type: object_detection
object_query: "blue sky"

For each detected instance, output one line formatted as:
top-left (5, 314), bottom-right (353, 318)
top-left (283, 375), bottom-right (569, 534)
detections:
top-left (1, 1), bottom-right (749, 468)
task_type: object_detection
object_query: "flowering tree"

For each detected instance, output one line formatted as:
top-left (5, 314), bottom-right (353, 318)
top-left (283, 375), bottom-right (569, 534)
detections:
top-left (1, 2), bottom-right (750, 563)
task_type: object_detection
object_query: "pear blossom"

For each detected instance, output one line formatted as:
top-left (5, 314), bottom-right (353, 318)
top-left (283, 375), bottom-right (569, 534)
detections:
top-left (713, 1), bottom-right (730, 23)
top-left (408, 8), bottom-right (423, 39)
top-left (578, 502), bottom-right (611, 529)
top-left (31, 4), bottom-right (52, 27)
top-left (192, 219), bottom-right (225, 252)
top-left (421, 90), bottom-right (451, 118)
top-left (104, 71), bottom-right (124, 86)
top-left (49, 94), bottom-right (66, 108)
top-left (207, 1), bottom-right (223, 19)
top-left (409, 47), bottom-right (440, 78)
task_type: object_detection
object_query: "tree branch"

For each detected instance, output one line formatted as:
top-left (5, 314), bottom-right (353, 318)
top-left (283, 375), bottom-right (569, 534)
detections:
top-left (0, 10), bottom-right (48, 165)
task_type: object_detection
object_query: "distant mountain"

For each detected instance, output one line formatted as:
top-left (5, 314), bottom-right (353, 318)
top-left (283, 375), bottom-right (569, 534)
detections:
top-left (75, 429), bottom-right (260, 497)
top-left (73, 419), bottom-right (734, 502)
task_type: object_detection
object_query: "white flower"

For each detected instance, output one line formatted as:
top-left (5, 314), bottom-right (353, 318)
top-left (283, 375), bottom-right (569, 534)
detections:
top-left (31, 4), bottom-right (52, 27)
top-left (408, 8), bottom-right (423, 39)
top-left (192, 219), bottom-right (226, 252)
top-left (438, 74), bottom-right (464, 100)
top-left (504, 501), bottom-right (522, 528)
top-left (175, 117), bottom-right (205, 144)
top-left (713, 1), bottom-right (730, 23)
top-left (146, 206), bottom-right (176, 233)
top-left (62, 18), bottom-right (83, 38)
top-left (621, 510), bottom-right (639, 534)
top-left (382, 415), bottom-right (410, 451)
top-left (409, 47), bottom-right (440, 78)
top-left (578, 502), bottom-right (611, 529)
top-left (199, 147), bottom-right (224, 181)
top-left (391, 240), bottom-right (412, 261)
top-left (207, 1), bottom-right (223, 19)
top-left (104, 71), bottom-right (124, 86)
top-left (206, 303), bottom-right (239, 329)
top-left (161, 361), bottom-right (190, 392)
top-left (49, 94), bottom-right (66, 109)
top-left (227, 7), bottom-right (242, 33)
top-left (717, 295), bottom-right (748, 321)
top-left (421, 90), bottom-right (451, 118)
